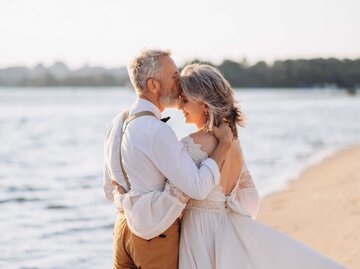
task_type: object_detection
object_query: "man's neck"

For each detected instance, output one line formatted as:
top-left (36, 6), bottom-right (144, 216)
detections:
top-left (138, 93), bottom-right (164, 112)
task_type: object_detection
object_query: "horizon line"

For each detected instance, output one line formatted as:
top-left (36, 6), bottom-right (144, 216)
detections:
top-left (1, 56), bottom-right (360, 70)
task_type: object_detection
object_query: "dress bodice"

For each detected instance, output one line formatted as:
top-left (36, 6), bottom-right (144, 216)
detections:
top-left (180, 136), bottom-right (248, 214)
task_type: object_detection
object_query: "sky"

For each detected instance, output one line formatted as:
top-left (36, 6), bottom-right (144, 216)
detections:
top-left (0, 0), bottom-right (359, 68)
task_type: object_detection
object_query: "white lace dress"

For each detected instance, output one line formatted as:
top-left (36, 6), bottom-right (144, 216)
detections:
top-left (178, 136), bottom-right (346, 269)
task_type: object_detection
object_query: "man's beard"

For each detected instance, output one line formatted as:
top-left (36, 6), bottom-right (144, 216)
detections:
top-left (159, 88), bottom-right (179, 108)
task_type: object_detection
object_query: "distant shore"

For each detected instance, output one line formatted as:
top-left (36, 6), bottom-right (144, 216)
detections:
top-left (1, 58), bottom-right (359, 88)
top-left (257, 145), bottom-right (360, 268)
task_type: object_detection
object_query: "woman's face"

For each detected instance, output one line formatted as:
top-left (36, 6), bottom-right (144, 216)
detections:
top-left (179, 92), bottom-right (207, 127)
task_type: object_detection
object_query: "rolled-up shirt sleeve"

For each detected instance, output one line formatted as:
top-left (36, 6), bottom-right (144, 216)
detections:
top-left (103, 163), bottom-right (115, 202)
top-left (150, 124), bottom-right (221, 200)
top-left (103, 116), bottom-right (129, 203)
top-left (103, 122), bottom-right (115, 202)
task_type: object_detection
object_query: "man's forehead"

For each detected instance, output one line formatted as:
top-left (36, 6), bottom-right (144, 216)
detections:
top-left (160, 56), bottom-right (178, 73)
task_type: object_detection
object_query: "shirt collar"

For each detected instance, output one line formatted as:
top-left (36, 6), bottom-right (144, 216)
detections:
top-left (130, 97), bottom-right (162, 120)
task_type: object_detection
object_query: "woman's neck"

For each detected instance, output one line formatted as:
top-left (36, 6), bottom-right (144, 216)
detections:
top-left (195, 115), bottom-right (207, 130)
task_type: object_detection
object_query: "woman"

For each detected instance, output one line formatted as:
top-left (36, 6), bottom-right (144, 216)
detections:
top-left (176, 64), bottom-right (345, 268)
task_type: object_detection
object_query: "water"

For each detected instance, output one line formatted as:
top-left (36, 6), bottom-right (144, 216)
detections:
top-left (0, 88), bottom-right (359, 268)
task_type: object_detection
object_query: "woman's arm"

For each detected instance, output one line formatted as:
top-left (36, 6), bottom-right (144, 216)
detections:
top-left (235, 164), bottom-right (261, 219)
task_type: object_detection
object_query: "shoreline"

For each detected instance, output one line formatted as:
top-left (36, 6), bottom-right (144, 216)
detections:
top-left (257, 145), bottom-right (360, 268)
top-left (259, 143), bottom-right (360, 198)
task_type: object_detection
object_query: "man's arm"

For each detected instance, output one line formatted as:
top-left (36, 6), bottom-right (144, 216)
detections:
top-left (150, 123), bottom-right (232, 200)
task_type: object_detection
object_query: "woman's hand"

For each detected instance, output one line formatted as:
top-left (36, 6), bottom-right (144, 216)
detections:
top-left (111, 179), bottom-right (126, 194)
top-left (210, 122), bottom-right (234, 172)
top-left (213, 121), bottom-right (234, 147)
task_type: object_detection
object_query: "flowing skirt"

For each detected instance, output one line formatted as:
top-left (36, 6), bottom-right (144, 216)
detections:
top-left (179, 208), bottom-right (346, 269)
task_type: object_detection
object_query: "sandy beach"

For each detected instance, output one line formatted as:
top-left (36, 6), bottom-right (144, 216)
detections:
top-left (257, 145), bottom-right (360, 268)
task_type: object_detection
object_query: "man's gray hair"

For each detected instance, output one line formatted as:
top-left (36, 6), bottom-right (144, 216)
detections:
top-left (127, 49), bottom-right (171, 92)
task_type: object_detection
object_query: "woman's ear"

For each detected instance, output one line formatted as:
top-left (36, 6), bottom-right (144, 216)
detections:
top-left (203, 103), bottom-right (208, 114)
top-left (146, 78), bottom-right (161, 94)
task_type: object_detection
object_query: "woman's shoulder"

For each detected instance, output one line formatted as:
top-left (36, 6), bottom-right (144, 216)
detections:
top-left (189, 131), bottom-right (218, 156)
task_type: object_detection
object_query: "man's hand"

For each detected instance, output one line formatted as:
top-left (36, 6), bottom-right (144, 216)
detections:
top-left (111, 179), bottom-right (126, 194)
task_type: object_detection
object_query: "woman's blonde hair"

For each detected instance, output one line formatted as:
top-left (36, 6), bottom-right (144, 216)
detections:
top-left (181, 64), bottom-right (244, 138)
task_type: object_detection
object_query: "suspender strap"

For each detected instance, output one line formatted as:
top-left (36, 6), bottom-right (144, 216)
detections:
top-left (119, 110), bottom-right (157, 190)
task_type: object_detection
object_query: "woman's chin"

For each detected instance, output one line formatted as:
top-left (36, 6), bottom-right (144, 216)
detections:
top-left (184, 118), bottom-right (192, 124)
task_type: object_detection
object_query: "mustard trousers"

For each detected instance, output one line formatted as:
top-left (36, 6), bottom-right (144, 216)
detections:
top-left (113, 212), bottom-right (180, 269)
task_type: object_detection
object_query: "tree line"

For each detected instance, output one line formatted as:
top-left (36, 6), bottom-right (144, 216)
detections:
top-left (1, 58), bottom-right (359, 89)
top-left (190, 58), bottom-right (360, 89)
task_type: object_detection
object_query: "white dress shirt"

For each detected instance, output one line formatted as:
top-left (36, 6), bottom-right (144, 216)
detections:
top-left (103, 98), bottom-right (220, 239)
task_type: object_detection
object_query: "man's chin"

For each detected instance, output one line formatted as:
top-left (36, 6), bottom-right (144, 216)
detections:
top-left (168, 100), bottom-right (181, 108)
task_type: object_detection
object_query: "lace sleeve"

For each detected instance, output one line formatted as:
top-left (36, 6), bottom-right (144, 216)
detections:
top-left (164, 180), bottom-right (190, 204)
top-left (238, 164), bottom-right (256, 189)
top-left (180, 136), bottom-right (208, 167)
top-left (235, 164), bottom-right (261, 219)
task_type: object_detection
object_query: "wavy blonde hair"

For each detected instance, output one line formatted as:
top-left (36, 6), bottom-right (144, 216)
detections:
top-left (181, 64), bottom-right (244, 138)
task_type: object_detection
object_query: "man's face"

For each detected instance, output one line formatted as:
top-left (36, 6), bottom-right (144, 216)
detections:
top-left (158, 56), bottom-right (181, 108)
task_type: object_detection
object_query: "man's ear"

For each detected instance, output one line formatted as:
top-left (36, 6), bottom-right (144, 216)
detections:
top-left (146, 78), bottom-right (161, 94)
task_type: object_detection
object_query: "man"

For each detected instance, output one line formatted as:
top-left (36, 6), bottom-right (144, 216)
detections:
top-left (104, 49), bottom-right (232, 269)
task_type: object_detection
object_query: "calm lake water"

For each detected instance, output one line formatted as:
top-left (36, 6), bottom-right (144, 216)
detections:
top-left (0, 88), bottom-right (359, 268)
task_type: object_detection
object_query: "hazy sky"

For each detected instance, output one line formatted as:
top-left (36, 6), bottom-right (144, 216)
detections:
top-left (0, 0), bottom-right (359, 68)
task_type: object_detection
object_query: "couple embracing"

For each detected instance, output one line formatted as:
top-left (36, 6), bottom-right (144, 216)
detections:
top-left (104, 49), bottom-right (345, 269)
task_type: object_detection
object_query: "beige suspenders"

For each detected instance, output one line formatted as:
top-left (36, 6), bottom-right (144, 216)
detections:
top-left (119, 110), bottom-right (156, 190)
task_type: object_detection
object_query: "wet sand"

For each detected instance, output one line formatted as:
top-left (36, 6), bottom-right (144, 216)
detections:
top-left (257, 145), bottom-right (360, 268)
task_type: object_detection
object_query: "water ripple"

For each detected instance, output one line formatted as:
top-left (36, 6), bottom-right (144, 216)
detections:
top-left (0, 197), bottom-right (43, 204)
